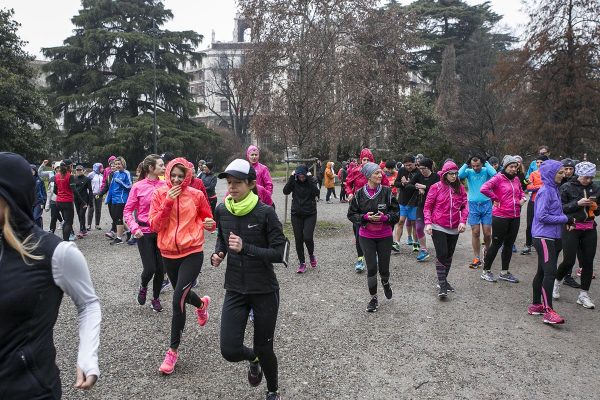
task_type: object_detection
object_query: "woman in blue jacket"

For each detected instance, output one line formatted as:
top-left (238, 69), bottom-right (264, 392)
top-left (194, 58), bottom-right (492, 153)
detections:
top-left (528, 160), bottom-right (569, 325)
top-left (106, 156), bottom-right (132, 245)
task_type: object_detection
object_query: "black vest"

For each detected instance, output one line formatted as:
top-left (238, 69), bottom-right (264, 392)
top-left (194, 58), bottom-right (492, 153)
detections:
top-left (0, 226), bottom-right (63, 399)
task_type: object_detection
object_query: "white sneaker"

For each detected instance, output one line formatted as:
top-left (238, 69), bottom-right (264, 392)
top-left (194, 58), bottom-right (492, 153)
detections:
top-left (577, 292), bottom-right (595, 309)
top-left (552, 280), bottom-right (562, 299)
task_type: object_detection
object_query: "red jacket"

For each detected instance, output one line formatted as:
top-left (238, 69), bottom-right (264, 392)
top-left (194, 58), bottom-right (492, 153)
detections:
top-left (345, 148), bottom-right (389, 195)
top-left (149, 158), bottom-right (214, 259)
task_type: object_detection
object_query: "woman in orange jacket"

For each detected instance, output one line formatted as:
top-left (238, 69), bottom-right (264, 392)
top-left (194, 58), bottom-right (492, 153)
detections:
top-left (149, 157), bottom-right (216, 375)
top-left (324, 161), bottom-right (336, 203)
top-left (522, 155), bottom-right (547, 254)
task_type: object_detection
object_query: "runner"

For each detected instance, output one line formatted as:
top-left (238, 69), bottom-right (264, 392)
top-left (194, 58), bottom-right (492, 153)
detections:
top-left (338, 161), bottom-right (348, 203)
top-left (458, 154), bottom-right (496, 269)
top-left (31, 164), bottom-right (46, 229)
top-left (528, 159), bottom-right (567, 324)
top-left (42, 161), bottom-right (64, 234)
top-left (393, 155), bottom-right (420, 253)
top-left (211, 159), bottom-right (286, 400)
top-left (105, 157), bottom-right (132, 245)
top-left (521, 155), bottom-right (548, 255)
top-left (423, 160), bottom-right (468, 298)
top-left (101, 156), bottom-right (117, 238)
top-left (149, 157), bottom-right (215, 375)
top-left (0, 152), bottom-right (101, 398)
top-left (558, 158), bottom-right (581, 288)
top-left (553, 162), bottom-right (599, 309)
top-left (201, 162), bottom-right (218, 216)
top-left (73, 165), bottom-right (93, 238)
top-left (345, 148), bottom-right (390, 272)
top-left (347, 162), bottom-right (399, 312)
top-left (124, 154), bottom-right (167, 312)
top-left (283, 164), bottom-right (320, 273)
top-left (479, 155), bottom-right (527, 283)
top-left (87, 163), bottom-right (104, 231)
top-left (247, 145), bottom-right (274, 196)
top-left (526, 145), bottom-right (550, 179)
top-left (324, 161), bottom-right (336, 203)
top-left (406, 157), bottom-right (439, 262)
top-left (54, 159), bottom-right (76, 241)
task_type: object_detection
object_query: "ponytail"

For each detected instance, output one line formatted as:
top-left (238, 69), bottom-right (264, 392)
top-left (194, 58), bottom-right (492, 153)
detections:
top-left (0, 198), bottom-right (43, 264)
top-left (139, 154), bottom-right (161, 180)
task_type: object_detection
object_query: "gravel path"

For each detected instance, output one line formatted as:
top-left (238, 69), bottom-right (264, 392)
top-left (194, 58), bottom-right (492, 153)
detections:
top-left (52, 178), bottom-right (600, 399)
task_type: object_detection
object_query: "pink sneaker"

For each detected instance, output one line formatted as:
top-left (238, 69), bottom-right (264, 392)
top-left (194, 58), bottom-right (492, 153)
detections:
top-left (543, 308), bottom-right (565, 325)
top-left (527, 304), bottom-right (545, 315)
top-left (159, 349), bottom-right (178, 375)
top-left (309, 254), bottom-right (318, 268)
top-left (196, 296), bottom-right (211, 327)
top-left (296, 263), bottom-right (307, 274)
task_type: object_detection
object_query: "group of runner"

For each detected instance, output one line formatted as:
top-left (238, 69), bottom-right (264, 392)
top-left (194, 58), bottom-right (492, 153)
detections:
top-left (335, 145), bottom-right (597, 325)
top-left (3, 142), bottom-right (597, 399)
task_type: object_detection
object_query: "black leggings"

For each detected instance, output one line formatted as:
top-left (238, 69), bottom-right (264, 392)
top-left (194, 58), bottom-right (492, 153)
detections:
top-left (56, 201), bottom-right (74, 241)
top-left (109, 203), bottom-right (125, 225)
top-left (483, 216), bottom-right (520, 271)
top-left (532, 237), bottom-right (561, 309)
top-left (525, 200), bottom-right (535, 247)
top-left (220, 290), bottom-right (280, 393)
top-left (556, 228), bottom-right (597, 291)
top-left (137, 233), bottom-right (165, 300)
top-left (325, 188), bottom-right (336, 201)
top-left (49, 201), bottom-right (63, 232)
top-left (339, 183), bottom-right (347, 202)
top-left (162, 252), bottom-right (204, 349)
top-left (359, 236), bottom-right (393, 296)
top-left (106, 202), bottom-right (117, 232)
top-left (353, 223), bottom-right (364, 258)
top-left (431, 230), bottom-right (459, 284)
top-left (74, 199), bottom-right (87, 232)
top-left (291, 214), bottom-right (316, 264)
top-left (87, 195), bottom-right (103, 227)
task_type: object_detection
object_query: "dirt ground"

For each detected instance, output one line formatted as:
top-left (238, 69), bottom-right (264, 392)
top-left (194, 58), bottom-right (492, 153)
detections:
top-left (52, 178), bottom-right (600, 400)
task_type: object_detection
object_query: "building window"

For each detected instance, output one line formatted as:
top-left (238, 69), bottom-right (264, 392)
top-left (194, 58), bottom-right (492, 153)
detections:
top-left (220, 99), bottom-right (228, 112)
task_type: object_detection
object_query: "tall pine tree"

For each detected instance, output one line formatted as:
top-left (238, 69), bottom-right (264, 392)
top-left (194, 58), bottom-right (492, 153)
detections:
top-left (43, 0), bottom-right (217, 165)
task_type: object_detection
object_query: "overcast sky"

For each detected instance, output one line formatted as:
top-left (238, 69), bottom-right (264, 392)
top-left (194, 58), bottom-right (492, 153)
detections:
top-left (4, 0), bottom-right (528, 60)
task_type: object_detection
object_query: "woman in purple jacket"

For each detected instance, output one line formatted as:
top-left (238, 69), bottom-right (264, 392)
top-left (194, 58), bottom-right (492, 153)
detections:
top-left (479, 155), bottom-right (527, 283)
top-left (528, 160), bottom-right (568, 325)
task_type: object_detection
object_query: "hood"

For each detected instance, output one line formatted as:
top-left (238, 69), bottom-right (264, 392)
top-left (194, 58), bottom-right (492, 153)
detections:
top-left (539, 160), bottom-right (563, 188)
top-left (441, 161), bottom-right (459, 177)
top-left (108, 155), bottom-right (116, 164)
top-left (0, 153), bottom-right (36, 236)
top-left (165, 157), bottom-right (193, 189)
top-left (246, 145), bottom-right (260, 164)
top-left (295, 165), bottom-right (308, 176)
top-left (30, 164), bottom-right (38, 177)
top-left (326, 162), bottom-right (334, 169)
top-left (359, 148), bottom-right (374, 163)
top-left (93, 163), bottom-right (103, 174)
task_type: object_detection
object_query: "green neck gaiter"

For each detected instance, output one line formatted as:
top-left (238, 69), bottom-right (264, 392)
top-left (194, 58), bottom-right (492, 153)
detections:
top-left (225, 191), bottom-right (259, 216)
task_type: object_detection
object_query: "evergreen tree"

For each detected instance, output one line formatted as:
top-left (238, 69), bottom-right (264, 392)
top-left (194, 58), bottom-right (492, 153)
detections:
top-left (0, 8), bottom-right (57, 161)
top-left (43, 0), bottom-right (217, 165)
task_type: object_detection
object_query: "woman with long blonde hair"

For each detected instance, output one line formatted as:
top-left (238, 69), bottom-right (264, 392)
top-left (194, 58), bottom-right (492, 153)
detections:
top-left (0, 152), bottom-right (101, 398)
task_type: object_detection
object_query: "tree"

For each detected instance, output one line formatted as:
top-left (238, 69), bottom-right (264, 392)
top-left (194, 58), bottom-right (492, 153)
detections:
top-left (500, 0), bottom-right (600, 160)
top-left (0, 8), bottom-right (57, 161)
top-left (43, 0), bottom-right (217, 165)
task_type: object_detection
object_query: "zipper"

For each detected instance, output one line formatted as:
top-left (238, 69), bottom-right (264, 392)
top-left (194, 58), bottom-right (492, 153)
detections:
top-left (449, 187), bottom-right (453, 227)
top-left (174, 197), bottom-right (181, 253)
top-left (509, 176), bottom-right (516, 217)
top-left (236, 217), bottom-right (246, 291)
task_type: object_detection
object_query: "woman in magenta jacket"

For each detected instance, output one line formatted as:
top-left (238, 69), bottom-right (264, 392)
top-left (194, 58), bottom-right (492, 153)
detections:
top-left (424, 161), bottom-right (469, 298)
top-left (479, 155), bottom-right (527, 283)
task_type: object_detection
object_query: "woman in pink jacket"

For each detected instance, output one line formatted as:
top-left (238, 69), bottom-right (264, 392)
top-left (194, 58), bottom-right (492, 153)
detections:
top-left (124, 154), bottom-right (166, 312)
top-left (479, 155), bottom-right (527, 283)
top-left (424, 161), bottom-right (469, 298)
top-left (247, 145), bottom-right (274, 195)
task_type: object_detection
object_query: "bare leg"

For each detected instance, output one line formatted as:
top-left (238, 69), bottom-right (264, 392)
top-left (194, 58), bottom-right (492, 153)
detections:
top-left (471, 224), bottom-right (481, 258)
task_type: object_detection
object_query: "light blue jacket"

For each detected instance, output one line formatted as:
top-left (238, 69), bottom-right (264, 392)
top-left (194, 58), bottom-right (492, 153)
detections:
top-left (458, 161), bottom-right (497, 203)
top-left (106, 170), bottom-right (131, 204)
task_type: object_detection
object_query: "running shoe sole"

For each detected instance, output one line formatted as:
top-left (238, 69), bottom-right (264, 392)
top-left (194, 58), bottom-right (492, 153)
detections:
top-left (543, 318), bottom-right (565, 325)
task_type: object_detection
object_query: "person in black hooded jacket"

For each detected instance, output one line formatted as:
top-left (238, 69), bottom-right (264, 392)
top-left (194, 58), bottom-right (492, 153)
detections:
top-left (283, 164), bottom-right (320, 273)
top-left (211, 159), bottom-right (286, 400)
top-left (0, 152), bottom-right (101, 399)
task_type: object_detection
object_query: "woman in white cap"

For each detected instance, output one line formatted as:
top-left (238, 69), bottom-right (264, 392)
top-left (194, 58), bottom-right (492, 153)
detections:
top-left (211, 159), bottom-right (286, 400)
top-left (347, 162), bottom-right (399, 312)
top-left (553, 161), bottom-right (599, 309)
top-left (479, 155), bottom-right (527, 283)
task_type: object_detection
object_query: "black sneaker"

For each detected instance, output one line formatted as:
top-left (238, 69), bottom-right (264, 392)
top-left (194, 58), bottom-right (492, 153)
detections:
top-left (266, 391), bottom-right (281, 400)
top-left (382, 282), bottom-right (393, 299)
top-left (109, 237), bottom-right (123, 245)
top-left (563, 275), bottom-right (581, 288)
top-left (521, 246), bottom-right (532, 255)
top-left (248, 359), bottom-right (263, 387)
top-left (446, 282), bottom-right (455, 292)
top-left (366, 296), bottom-right (378, 312)
top-left (137, 286), bottom-right (147, 305)
top-left (438, 283), bottom-right (448, 298)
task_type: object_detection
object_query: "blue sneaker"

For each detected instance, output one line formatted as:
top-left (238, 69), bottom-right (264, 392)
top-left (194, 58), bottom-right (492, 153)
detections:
top-left (160, 279), bottom-right (170, 293)
top-left (498, 272), bottom-right (519, 283)
top-left (405, 237), bottom-right (414, 246)
top-left (355, 257), bottom-right (365, 273)
top-left (416, 249), bottom-right (430, 262)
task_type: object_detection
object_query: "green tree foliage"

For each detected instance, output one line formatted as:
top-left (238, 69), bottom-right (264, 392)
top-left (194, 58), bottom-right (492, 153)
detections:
top-left (42, 0), bottom-right (218, 166)
top-left (0, 8), bottom-right (57, 161)
top-left (404, 0), bottom-right (514, 82)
